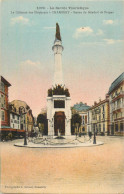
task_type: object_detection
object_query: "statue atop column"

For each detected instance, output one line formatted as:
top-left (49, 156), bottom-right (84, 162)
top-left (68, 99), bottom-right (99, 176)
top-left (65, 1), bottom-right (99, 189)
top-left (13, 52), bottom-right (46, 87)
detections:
top-left (56, 23), bottom-right (61, 41)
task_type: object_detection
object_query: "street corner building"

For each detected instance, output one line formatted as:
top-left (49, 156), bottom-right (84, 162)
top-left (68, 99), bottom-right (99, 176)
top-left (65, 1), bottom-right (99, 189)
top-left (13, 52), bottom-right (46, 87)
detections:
top-left (0, 76), bottom-right (11, 130)
top-left (108, 72), bottom-right (124, 135)
top-left (0, 76), bottom-right (34, 140)
top-left (0, 76), bottom-right (24, 139)
top-left (10, 100), bottom-right (34, 135)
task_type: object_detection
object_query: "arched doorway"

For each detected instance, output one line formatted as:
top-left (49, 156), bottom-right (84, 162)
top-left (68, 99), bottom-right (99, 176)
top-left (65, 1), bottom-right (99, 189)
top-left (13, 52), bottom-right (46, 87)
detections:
top-left (54, 112), bottom-right (65, 136)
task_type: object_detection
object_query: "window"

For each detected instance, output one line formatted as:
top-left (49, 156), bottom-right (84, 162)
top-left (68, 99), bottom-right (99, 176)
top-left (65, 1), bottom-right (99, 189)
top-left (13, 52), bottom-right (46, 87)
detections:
top-left (12, 114), bottom-right (15, 119)
top-left (120, 123), bottom-right (124, 132)
top-left (18, 116), bottom-right (19, 120)
top-left (117, 99), bottom-right (120, 109)
top-left (1, 110), bottom-right (5, 121)
top-left (103, 123), bottom-right (105, 132)
top-left (115, 124), bottom-right (118, 132)
top-left (0, 82), bottom-right (5, 93)
top-left (99, 124), bottom-right (101, 132)
top-left (88, 112), bottom-right (89, 122)
top-left (21, 124), bottom-right (23, 130)
top-left (13, 124), bottom-right (14, 128)
top-left (1, 94), bottom-right (6, 108)
top-left (103, 113), bottom-right (105, 120)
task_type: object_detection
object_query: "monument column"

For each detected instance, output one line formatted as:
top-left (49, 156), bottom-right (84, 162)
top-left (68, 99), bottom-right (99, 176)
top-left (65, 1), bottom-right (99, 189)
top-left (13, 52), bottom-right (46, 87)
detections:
top-left (52, 23), bottom-right (64, 86)
top-left (47, 23), bottom-right (71, 137)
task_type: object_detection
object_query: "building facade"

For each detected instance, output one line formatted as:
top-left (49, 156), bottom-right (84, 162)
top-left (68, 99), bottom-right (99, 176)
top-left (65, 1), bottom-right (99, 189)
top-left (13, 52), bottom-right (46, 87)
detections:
top-left (108, 72), bottom-right (124, 135)
top-left (9, 103), bottom-right (21, 130)
top-left (10, 113), bottom-right (20, 130)
top-left (87, 97), bottom-right (109, 135)
top-left (72, 102), bottom-right (91, 134)
top-left (0, 76), bottom-right (11, 129)
top-left (10, 100), bottom-right (34, 134)
top-left (26, 109), bottom-right (34, 133)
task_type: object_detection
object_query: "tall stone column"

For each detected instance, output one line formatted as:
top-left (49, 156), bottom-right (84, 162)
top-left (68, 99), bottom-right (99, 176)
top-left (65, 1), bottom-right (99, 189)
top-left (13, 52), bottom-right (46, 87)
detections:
top-left (47, 23), bottom-right (72, 137)
top-left (52, 23), bottom-right (64, 86)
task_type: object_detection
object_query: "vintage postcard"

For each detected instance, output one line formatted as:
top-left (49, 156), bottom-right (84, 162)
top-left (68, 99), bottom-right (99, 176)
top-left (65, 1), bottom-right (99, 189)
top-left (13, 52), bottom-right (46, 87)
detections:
top-left (0, 0), bottom-right (124, 193)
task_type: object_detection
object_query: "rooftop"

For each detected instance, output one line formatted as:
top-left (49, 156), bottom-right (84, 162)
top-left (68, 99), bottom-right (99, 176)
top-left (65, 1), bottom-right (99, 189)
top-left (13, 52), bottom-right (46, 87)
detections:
top-left (1, 76), bottom-right (11, 87)
top-left (72, 102), bottom-right (91, 112)
top-left (108, 72), bottom-right (124, 94)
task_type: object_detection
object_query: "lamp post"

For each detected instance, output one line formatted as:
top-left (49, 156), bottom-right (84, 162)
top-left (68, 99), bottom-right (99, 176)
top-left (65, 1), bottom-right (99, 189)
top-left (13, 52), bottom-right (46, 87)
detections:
top-left (93, 123), bottom-right (96, 144)
top-left (92, 108), bottom-right (100, 144)
top-left (19, 106), bottom-right (27, 145)
top-left (92, 120), bottom-right (97, 144)
top-left (24, 129), bottom-right (27, 145)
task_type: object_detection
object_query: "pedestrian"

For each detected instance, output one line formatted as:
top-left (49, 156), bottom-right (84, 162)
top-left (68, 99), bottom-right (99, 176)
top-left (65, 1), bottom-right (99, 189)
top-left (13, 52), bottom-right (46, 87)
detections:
top-left (88, 131), bottom-right (92, 142)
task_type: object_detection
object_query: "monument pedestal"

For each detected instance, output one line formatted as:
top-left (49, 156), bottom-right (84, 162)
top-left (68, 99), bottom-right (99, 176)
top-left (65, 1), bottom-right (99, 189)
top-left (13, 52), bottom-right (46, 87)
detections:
top-left (47, 95), bottom-right (71, 136)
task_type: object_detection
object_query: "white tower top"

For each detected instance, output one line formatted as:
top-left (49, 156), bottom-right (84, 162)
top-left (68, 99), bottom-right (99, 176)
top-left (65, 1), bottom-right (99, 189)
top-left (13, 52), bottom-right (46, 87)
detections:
top-left (52, 23), bottom-right (64, 87)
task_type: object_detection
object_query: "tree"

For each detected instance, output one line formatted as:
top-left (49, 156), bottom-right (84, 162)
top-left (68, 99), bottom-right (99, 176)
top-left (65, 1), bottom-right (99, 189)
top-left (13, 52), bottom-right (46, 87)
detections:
top-left (71, 113), bottom-right (82, 134)
top-left (37, 114), bottom-right (46, 125)
top-left (72, 113), bottom-right (82, 126)
top-left (37, 114), bottom-right (48, 135)
top-left (38, 123), bottom-right (44, 136)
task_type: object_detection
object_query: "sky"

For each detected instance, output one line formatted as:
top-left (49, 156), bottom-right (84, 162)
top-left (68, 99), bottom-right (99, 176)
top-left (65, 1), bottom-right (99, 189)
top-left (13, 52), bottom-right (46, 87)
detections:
top-left (1, 0), bottom-right (124, 116)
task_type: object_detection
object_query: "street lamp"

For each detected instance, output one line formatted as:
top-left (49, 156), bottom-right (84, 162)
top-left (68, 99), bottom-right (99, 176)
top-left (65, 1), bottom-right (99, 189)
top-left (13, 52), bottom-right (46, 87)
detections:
top-left (92, 108), bottom-right (100, 144)
top-left (24, 129), bottom-right (27, 145)
top-left (19, 106), bottom-right (27, 145)
top-left (92, 119), bottom-right (97, 144)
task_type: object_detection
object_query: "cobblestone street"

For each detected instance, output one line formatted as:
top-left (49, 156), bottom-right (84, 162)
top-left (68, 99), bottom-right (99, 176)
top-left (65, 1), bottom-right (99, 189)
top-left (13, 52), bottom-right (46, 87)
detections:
top-left (1, 136), bottom-right (124, 193)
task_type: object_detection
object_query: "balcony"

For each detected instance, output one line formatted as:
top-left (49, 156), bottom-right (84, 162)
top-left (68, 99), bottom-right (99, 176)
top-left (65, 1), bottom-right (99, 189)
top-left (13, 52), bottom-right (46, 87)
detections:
top-left (112, 104), bottom-right (123, 111)
top-left (120, 91), bottom-right (124, 95)
top-left (112, 93), bottom-right (124, 103)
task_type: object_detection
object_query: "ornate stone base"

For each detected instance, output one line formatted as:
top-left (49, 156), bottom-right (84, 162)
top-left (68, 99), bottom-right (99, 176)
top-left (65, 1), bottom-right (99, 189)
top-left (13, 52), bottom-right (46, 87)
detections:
top-left (47, 95), bottom-right (71, 136)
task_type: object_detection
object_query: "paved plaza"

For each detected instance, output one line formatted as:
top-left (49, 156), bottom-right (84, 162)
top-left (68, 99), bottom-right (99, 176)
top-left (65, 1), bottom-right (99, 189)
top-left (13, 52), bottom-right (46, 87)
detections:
top-left (0, 136), bottom-right (124, 193)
